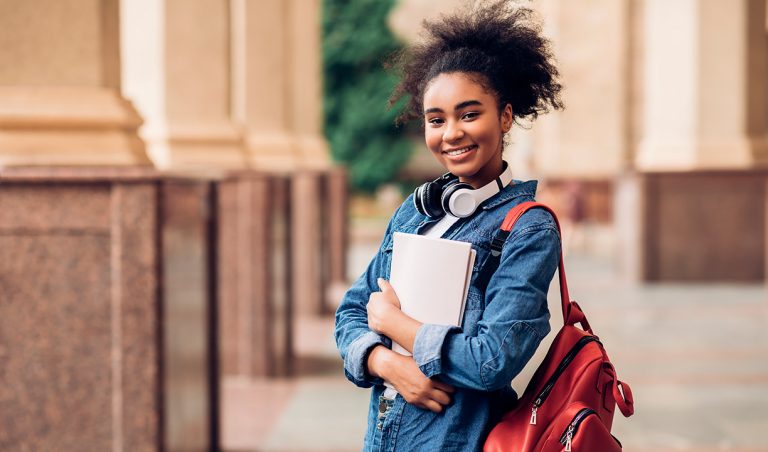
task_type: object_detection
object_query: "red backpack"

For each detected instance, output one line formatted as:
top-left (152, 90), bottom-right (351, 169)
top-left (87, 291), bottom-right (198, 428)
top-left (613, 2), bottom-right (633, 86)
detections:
top-left (484, 202), bottom-right (634, 452)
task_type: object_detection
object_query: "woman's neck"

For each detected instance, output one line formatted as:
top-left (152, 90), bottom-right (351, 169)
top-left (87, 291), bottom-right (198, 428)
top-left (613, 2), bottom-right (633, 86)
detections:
top-left (458, 157), bottom-right (505, 189)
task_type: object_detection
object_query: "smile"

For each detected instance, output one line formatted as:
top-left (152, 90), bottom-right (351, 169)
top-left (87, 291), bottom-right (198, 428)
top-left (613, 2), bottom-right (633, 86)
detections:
top-left (443, 145), bottom-right (477, 156)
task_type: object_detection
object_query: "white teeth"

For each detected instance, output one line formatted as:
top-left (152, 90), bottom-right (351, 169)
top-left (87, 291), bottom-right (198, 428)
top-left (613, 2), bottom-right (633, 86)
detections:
top-left (446, 146), bottom-right (473, 156)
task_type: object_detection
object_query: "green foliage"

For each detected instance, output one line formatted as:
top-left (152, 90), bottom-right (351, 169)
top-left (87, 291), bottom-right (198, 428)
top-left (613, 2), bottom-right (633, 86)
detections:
top-left (322, 0), bottom-right (413, 193)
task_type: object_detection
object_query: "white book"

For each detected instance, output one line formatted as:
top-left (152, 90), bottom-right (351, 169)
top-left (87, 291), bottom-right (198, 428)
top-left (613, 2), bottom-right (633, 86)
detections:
top-left (389, 232), bottom-right (476, 356)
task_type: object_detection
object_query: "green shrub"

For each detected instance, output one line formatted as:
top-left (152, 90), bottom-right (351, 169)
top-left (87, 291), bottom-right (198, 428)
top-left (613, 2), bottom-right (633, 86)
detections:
top-left (322, 0), bottom-right (413, 193)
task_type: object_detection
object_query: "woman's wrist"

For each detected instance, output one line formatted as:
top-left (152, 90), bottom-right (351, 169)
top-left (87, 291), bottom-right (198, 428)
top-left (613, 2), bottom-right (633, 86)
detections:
top-left (384, 312), bottom-right (422, 354)
top-left (366, 345), bottom-right (392, 380)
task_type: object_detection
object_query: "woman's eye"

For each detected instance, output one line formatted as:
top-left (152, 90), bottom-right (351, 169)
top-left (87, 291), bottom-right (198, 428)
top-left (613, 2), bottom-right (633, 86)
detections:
top-left (462, 112), bottom-right (479, 120)
top-left (427, 117), bottom-right (444, 126)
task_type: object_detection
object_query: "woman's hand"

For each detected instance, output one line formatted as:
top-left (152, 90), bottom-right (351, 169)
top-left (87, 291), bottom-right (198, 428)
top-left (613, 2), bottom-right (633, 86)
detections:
top-left (368, 278), bottom-right (422, 353)
top-left (366, 278), bottom-right (401, 334)
top-left (368, 346), bottom-right (455, 413)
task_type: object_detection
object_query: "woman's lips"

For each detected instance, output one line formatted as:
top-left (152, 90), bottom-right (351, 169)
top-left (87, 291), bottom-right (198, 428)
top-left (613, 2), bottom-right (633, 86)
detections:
top-left (442, 145), bottom-right (477, 160)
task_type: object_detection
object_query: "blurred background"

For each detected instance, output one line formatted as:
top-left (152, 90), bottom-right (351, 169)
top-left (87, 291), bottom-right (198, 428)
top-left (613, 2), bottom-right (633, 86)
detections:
top-left (1, 0), bottom-right (767, 451)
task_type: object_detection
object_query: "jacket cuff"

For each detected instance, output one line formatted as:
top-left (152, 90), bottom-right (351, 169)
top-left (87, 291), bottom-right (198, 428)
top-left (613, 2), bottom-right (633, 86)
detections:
top-left (413, 323), bottom-right (459, 378)
top-left (343, 331), bottom-right (390, 388)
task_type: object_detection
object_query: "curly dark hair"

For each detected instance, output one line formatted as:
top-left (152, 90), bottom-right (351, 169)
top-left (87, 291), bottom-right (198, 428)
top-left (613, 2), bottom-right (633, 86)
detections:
top-left (388, 1), bottom-right (563, 125)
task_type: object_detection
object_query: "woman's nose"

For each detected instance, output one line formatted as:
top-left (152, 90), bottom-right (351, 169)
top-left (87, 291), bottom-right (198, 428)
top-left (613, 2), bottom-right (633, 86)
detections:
top-left (443, 121), bottom-right (464, 143)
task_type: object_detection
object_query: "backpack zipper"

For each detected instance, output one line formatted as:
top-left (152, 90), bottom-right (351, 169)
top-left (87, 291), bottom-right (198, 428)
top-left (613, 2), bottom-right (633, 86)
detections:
top-left (559, 408), bottom-right (596, 451)
top-left (529, 335), bottom-right (600, 425)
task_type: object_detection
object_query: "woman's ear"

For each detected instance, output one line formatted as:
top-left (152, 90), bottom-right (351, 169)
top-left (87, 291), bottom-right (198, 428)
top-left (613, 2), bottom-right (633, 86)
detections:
top-left (501, 103), bottom-right (513, 133)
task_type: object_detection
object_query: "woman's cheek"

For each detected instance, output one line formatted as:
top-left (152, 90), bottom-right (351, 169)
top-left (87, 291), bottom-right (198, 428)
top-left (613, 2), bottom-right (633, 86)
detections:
top-left (425, 129), bottom-right (441, 153)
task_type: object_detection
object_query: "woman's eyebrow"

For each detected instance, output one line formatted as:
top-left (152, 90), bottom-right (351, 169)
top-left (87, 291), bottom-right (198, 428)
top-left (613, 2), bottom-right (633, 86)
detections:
top-left (455, 100), bottom-right (482, 110)
top-left (424, 100), bottom-right (483, 115)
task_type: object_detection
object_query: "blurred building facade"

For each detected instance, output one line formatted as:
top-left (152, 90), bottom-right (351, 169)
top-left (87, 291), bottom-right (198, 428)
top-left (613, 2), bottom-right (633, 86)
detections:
top-left (0, 0), bottom-right (343, 450)
top-left (392, 0), bottom-right (768, 282)
top-left (1, 0), bottom-right (767, 451)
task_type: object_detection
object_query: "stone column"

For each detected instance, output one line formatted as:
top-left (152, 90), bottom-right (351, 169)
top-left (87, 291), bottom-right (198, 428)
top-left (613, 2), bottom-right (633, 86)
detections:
top-left (232, 0), bottom-right (334, 318)
top-left (217, 173), bottom-right (293, 378)
top-left (291, 170), bottom-right (324, 316)
top-left (286, 0), bottom-right (331, 169)
top-left (0, 0), bottom-right (150, 166)
top-left (160, 180), bottom-right (217, 450)
top-left (526, 0), bottom-right (633, 178)
top-left (120, 0), bottom-right (247, 171)
top-left (0, 169), bottom-right (161, 450)
top-left (635, 0), bottom-right (768, 170)
top-left (324, 167), bottom-right (350, 310)
top-left (164, 0), bottom-right (246, 170)
top-left (234, 0), bottom-right (298, 169)
top-left (619, 0), bottom-right (768, 282)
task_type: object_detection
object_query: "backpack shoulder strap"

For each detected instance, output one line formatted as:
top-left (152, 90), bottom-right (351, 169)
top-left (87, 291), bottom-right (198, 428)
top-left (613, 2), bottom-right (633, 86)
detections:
top-left (490, 201), bottom-right (591, 332)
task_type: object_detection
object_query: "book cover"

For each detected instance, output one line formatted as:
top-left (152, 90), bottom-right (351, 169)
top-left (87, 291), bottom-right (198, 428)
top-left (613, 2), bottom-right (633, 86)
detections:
top-left (389, 232), bottom-right (476, 356)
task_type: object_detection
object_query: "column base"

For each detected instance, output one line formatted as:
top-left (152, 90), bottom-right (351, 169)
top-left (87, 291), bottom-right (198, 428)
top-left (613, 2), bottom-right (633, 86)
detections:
top-left (162, 120), bottom-right (249, 171)
top-left (615, 170), bottom-right (767, 282)
top-left (0, 87), bottom-right (151, 167)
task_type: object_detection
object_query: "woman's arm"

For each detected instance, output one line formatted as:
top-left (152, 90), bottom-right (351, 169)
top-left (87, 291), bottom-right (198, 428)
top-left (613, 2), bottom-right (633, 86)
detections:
top-left (336, 259), bottom-right (456, 411)
top-left (409, 224), bottom-right (560, 392)
top-left (367, 220), bottom-right (561, 392)
top-left (367, 345), bottom-right (454, 413)
top-left (368, 221), bottom-right (561, 394)
top-left (335, 208), bottom-right (403, 388)
top-left (334, 256), bottom-right (390, 388)
top-left (334, 200), bottom-right (456, 409)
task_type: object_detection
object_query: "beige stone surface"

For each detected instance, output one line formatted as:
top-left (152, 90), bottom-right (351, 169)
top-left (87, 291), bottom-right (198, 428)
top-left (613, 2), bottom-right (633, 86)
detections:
top-left (287, 0), bottom-right (331, 168)
top-left (0, 0), bottom-right (150, 167)
top-left (163, 0), bottom-right (248, 170)
top-left (636, 0), bottom-right (768, 170)
top-left (238, 0), bottom-right (298, 169)
top-left (0, 0), bottom-right (103, 86)
top-left (119, 0), bottom-right (330, 171)
top-left (0, 86), bottom-right (149, 166)
top-left (531, 0), bottom-right (631, 178)
top-left (388, 0), bottom-right (465, 43)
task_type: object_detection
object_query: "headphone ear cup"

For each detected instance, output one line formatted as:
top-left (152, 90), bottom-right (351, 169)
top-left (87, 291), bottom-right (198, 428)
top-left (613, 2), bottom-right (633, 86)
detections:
top-left (413, 183), bottom-right (428, 216)
top-left (422, 181), bottom-right (446, 219)
top-left (441, 182), bottom-right (475, 217)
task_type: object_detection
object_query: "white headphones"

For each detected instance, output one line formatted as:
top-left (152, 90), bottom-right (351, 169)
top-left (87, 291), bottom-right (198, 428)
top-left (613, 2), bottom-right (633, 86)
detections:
top-left (413, 161), bottom-right (513, 219)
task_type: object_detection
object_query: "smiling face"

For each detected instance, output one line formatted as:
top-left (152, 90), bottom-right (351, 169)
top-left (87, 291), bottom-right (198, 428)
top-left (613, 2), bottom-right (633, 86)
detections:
top-left (423, 72), bottom-right (513, 189)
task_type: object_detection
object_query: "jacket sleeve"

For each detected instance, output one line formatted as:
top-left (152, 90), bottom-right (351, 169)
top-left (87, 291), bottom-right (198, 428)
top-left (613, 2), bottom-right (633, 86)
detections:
top-left (333, 208), bottom-right (401, 388)
top-left (410, 222), bottom-right (560, 392)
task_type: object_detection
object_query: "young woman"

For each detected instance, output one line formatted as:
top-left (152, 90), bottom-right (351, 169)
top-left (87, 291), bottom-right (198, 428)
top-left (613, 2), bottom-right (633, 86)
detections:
top-left (335, 2), bottom-right (564, 451)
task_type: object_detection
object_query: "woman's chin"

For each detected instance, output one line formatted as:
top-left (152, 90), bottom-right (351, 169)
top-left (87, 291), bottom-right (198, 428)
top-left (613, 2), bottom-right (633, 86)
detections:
top-left (441, 160), bottom-right (479, 178)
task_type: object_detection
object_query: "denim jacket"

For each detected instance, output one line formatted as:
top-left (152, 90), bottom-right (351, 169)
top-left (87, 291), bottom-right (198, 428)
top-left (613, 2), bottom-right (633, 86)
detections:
top-left (334, 180), bottom-right (561, 452)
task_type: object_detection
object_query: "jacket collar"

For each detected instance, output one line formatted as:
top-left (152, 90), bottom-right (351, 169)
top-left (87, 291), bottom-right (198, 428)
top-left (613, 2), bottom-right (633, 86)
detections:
top-left (480, 179), bottom-right (538, 210)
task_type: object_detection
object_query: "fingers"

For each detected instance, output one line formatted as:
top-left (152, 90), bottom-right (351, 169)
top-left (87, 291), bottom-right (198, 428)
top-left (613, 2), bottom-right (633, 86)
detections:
top-left (375, 278), bottom-right (401, 309)
top-left (410, 385), bottom-right (453, 412)
top-left (423, 399), bottom-right (444, 413)
top-left (377, 277), bottom-right (391, 293)
top-left (430, 388), bottom-right (452, 407)
top-left (416, 388), bottom-right (452, 413)
top-left (432, 380), bottom-right (455, 394)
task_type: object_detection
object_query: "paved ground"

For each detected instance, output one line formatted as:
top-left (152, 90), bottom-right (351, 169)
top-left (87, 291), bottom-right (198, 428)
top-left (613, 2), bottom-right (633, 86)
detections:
top-left (222, 242), bottom-right (768, 451)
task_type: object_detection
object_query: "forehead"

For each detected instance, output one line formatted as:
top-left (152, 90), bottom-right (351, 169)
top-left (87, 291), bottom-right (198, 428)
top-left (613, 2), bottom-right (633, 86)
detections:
top-left (423, 72), bottom-right (496, 109)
